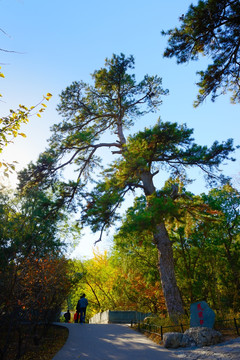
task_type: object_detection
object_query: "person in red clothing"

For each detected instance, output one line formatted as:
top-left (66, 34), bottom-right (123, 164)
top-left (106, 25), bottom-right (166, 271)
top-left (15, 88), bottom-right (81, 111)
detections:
top-left (73, 311), bottom-right (79, 323)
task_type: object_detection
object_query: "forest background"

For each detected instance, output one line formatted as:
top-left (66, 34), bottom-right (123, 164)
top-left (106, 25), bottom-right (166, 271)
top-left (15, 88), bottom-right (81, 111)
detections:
top-left (0, 1), bottom-right (240, 356)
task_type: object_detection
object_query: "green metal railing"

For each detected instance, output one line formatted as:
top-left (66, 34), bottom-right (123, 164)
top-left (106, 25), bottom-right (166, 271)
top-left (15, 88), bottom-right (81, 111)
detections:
top-left (131, 317), bottom-right (240, 340)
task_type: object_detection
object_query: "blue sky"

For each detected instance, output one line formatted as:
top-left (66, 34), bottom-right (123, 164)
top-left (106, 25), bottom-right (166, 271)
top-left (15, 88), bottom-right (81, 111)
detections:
top-left (1, 0), bottom-right (239, 258)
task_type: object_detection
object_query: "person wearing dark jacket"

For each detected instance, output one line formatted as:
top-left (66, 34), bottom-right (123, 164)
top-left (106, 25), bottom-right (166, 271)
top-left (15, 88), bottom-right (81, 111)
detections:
top-left (64, 309), bottom-right (71, 323)
top-left (76, 294), bottom-right (88, 323)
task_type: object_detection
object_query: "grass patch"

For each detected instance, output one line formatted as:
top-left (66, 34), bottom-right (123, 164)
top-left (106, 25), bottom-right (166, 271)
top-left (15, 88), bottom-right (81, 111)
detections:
top-left (0, 324), bottom-right (68, 360)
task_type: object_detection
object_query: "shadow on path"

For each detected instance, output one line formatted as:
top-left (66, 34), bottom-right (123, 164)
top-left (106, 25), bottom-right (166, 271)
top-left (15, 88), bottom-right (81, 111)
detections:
top-left (52, 323), bottom-right (176, 360)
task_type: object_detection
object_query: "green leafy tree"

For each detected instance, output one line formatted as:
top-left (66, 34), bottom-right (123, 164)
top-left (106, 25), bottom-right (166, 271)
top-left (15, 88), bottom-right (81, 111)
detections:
top-left (162, 0), bottom-right (240, 106)
top-left (167, 194), bottom-right (222, 309)
top-left (0, 188), bottom-right (66, 265)
top-left (201, 184), bottom-right (240, 311)
top-left (168, 184), bottom-right (240, 313)
top-left (0, 179), bottom-right (80, 314)
top-left (116, 184), bottom-right (240, 315)
top-left (0, 184), bottom-right (79, 359)
top-left (38, 54), bottom-right (235, 317)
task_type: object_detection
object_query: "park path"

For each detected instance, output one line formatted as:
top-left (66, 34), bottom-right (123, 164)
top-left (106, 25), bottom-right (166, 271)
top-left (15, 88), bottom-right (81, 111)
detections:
top-left (52, 323), bottom-right (176, 360)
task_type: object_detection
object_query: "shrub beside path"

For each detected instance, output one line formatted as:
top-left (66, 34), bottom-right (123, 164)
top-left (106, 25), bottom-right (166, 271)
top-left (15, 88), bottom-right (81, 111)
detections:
top-left (52, 323), bottom-right (240, 360)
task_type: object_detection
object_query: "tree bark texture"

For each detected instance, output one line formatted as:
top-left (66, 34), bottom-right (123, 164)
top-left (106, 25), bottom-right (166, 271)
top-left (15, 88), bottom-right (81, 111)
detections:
top-left (154, 222), bottom-right (184, 317)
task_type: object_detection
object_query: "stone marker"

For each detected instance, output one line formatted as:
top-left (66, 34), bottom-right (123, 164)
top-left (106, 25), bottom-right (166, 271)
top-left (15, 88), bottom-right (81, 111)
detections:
top-left (190, 301), bottom-right (215, 328)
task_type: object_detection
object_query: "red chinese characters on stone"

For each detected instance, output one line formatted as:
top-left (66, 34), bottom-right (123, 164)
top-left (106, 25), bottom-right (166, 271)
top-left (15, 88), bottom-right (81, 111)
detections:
top-left (197, 303), bottom-right (204, 325)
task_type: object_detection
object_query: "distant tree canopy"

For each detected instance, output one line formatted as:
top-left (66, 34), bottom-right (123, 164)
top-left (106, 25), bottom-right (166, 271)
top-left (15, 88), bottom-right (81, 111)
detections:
top-left (162, 0), bottom-right (240, 106)
top-left (69, 249), bottom-right (166, 320)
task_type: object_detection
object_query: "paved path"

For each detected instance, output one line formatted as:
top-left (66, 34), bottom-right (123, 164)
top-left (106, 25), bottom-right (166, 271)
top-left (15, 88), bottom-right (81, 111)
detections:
top-left (52, 323), bottom-right (176, 360)
top-left (53, 323), bottom-right (240, 360)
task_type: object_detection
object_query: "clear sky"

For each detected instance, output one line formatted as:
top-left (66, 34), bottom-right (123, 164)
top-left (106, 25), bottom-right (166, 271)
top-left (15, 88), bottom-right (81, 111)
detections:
top-left (1, 0), bottom-right (239, 258)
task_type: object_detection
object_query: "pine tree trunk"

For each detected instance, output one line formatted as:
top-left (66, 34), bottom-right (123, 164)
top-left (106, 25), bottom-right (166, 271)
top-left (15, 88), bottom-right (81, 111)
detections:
top-left (139, 171), bottom-right (184, 317)
top-left (153, 222), bottom-right (184, 317)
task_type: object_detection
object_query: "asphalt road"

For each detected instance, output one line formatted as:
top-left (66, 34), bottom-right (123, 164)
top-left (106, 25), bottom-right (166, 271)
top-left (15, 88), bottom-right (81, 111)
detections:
top-left (52, 323), bottom-right (176, 360)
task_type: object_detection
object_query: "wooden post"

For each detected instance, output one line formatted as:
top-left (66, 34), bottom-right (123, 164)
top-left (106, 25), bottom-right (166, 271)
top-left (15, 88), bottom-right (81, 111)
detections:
top-left (234, 318), bottom-right (239, 336)
top-left (160, 326), bottom-right (163, 340)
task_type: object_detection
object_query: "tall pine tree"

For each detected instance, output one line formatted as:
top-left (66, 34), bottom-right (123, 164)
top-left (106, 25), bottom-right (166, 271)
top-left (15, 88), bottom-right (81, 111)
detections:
top-left (35, 54), bottom-right (235, 316)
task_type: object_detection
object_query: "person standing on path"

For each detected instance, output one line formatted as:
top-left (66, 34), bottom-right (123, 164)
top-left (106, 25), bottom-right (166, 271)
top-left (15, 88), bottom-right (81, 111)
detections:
top-left (76, 293), bottom-right (88, 323)
top-left (73, 311), bottom-right (79, 323)
top-left (64, 309), bottom-right (71, 323)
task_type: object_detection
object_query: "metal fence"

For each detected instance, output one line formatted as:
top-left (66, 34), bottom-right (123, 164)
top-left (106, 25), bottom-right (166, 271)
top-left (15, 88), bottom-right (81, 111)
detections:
top-left (132, 317), bottom-right (240, 341)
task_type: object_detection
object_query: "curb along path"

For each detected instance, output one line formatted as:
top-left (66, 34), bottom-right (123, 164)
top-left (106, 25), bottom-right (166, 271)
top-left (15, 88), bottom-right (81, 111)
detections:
top-left (52, 323), bottom-right (240, 360)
